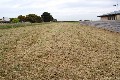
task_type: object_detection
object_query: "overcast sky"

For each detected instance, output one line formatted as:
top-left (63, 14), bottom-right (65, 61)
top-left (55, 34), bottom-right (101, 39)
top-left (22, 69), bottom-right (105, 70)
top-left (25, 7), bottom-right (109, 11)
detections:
top-left (0, 0), bottom-right (119, 21)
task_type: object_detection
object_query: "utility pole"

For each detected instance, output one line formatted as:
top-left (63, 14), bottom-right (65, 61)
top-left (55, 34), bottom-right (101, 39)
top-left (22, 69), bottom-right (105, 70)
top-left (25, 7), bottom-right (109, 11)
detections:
top-left (113, 0), bottom-right (119, 20)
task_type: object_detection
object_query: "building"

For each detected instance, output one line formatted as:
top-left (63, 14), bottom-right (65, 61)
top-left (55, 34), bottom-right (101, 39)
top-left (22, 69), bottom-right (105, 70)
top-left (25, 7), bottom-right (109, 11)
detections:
top-left (97, 10), bottom-right (120, 21)
top-left (0, 17), bottom-right (10, 23)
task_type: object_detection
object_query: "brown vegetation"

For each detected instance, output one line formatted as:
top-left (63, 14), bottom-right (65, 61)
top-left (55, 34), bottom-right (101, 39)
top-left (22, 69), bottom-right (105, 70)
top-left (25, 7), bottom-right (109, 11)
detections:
top-left (0, 22), bottom-right (120, 80)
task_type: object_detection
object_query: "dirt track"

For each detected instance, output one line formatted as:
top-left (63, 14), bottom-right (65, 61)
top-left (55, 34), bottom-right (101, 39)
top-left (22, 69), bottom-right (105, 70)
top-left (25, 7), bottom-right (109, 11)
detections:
top-left (0, 22), bottom-right (120, 80)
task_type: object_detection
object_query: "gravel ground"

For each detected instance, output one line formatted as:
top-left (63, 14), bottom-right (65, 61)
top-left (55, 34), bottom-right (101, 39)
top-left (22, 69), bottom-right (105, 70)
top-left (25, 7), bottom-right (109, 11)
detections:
top-left (80, 21), bottom-right (120, 32)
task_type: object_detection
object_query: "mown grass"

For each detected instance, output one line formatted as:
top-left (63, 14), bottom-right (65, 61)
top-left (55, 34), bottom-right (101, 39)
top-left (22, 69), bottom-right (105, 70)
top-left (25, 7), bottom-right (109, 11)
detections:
top-left (0, 22), bottom-right (120, 80)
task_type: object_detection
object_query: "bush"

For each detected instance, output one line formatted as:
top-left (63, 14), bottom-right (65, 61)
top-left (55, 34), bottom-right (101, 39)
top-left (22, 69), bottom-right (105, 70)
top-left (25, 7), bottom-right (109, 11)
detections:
top-left (12, 18), bottom-right (20, 23)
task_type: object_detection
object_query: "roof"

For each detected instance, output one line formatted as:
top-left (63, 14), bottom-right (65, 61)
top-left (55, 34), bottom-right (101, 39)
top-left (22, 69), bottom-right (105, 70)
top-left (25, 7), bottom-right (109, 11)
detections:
top-left (98, 10), bottom-right (120, 17)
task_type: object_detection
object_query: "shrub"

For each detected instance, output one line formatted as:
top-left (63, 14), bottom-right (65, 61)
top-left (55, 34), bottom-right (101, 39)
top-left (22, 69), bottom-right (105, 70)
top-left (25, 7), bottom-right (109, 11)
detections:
top-left (12, 18), bottom-right (20, 23)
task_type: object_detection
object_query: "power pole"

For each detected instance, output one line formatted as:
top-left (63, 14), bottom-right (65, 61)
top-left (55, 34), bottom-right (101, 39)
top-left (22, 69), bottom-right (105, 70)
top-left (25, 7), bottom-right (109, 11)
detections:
top-left (113, 0), bottom-right (119, 20)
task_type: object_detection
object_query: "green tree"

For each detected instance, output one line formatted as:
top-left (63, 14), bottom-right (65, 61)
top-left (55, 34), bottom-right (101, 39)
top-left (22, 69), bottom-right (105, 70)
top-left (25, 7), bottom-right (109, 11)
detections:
top-left (10, 18), bottom-right (14, 22)
top-left (18, 15), bottom-right (26, 22)
top-left (41, 12), bottom-right (54, 22)
top-left (26, 14), bottom-right (42, 23)
top-left (12, 18), bottom-right (20, 23)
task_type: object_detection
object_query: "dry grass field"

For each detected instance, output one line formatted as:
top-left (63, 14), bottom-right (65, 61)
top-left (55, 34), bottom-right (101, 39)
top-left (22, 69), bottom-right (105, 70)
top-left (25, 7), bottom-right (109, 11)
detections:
top-left (0, 22), bottom-right (120, 80)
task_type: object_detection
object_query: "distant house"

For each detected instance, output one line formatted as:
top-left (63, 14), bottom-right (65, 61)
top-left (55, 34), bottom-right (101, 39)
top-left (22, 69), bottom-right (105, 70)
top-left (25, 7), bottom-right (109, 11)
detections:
top-left (97, 10), bottom-right (120, 21)
top-left (0, 17), bottom-right (10, 23)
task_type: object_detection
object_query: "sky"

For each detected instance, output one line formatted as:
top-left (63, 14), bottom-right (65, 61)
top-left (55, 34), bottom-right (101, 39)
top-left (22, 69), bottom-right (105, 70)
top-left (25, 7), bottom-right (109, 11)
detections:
top-left (0, 0), bottom-right (119, 21)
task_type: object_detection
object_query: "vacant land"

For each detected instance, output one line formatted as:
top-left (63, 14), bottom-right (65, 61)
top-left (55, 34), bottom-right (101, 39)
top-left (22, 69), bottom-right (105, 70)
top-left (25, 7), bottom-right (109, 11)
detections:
top-left (0, 22), bottom-right (120, 80)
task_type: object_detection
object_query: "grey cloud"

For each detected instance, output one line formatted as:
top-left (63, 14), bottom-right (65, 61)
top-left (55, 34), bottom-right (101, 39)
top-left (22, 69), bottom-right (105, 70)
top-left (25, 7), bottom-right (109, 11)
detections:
top-left (57, 0), bottom-right (116, 9)
top-left (0, 0), bottom-right (119, 21)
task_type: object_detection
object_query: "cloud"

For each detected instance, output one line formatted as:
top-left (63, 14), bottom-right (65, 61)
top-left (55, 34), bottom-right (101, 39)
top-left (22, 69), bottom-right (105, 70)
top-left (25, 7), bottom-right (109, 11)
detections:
top-left (0, 0), bottom-right (118, 20)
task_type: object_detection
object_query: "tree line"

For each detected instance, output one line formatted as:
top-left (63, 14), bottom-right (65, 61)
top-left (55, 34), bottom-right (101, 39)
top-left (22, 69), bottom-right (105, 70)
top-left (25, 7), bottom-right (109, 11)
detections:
top-left (10, 12), bottom-right (57, 23)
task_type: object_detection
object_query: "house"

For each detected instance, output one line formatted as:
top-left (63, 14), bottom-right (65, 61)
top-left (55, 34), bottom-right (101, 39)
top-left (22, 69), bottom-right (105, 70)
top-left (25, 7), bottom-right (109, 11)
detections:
top-left (97, 10), bottom-right (120, 21)
top-left (0, 17), bottom-right (10, 23)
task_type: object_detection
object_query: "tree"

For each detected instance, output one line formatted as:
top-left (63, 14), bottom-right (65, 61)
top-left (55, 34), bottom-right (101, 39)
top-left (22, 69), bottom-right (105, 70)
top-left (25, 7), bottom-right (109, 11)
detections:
top-left (18, 15), bottom-right (26, 22)
top-left (12, 18), bottom-right (20, 23)
top-left (26, 14), bottom-right (42, 23)
top-left (10, 18), bottom-right (14, 22)
top-left (41, 12), bottom-right (54, 22)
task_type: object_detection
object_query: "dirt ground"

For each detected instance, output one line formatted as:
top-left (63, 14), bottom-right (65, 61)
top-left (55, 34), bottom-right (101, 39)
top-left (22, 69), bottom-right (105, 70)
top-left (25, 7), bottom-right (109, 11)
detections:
top-left (0, 22), bottom-right (120, 80)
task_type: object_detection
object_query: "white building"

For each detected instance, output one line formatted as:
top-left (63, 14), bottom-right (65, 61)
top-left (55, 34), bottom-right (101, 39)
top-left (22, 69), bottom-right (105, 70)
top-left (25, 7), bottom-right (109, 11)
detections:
top-left (0, 17), bottom-right (10, 23)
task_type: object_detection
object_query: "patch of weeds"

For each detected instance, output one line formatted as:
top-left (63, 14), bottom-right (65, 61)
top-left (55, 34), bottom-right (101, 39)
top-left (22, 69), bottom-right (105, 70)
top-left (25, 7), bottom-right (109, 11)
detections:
top-left (0, 23), bottom-right (46, 29)
top-left (13, 64), bottom-right (22, 71)
top-left (0, 25), bottom-right (13, 29)
top-left (0, 70), bottom-right (7, 77)
top-left (2, 47), bottom-right (9, 52)
top-left (0, 53), bottom-right (4, 60)
top-left (0, 35), bottom-right (3, 37)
